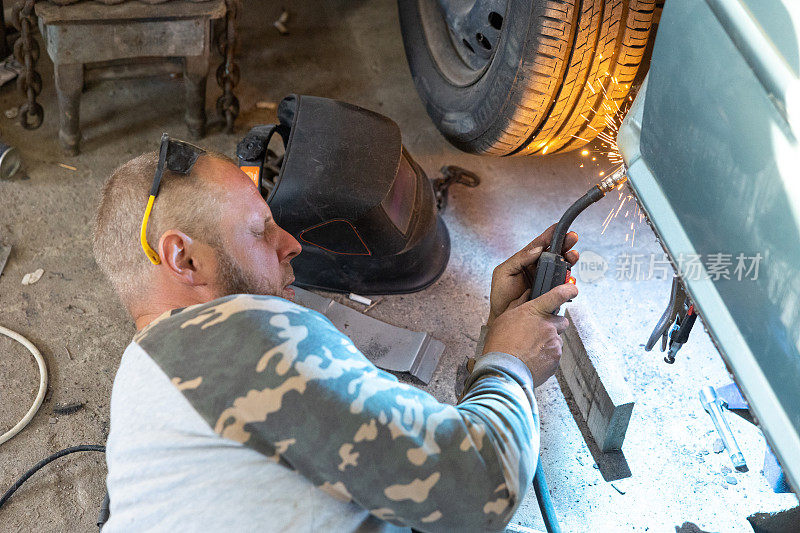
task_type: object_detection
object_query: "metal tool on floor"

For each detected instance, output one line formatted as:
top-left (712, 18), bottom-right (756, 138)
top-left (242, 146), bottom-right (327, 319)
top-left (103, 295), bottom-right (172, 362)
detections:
top-left (526, 166), bottom-right (628, 533)
top-left (716, 382), bottom-right (791, 491)
top-left (646, 276), bottom-right (698, 363)
top-left (700, 385), bottom-right (748, 472)
top-left (703, 383), bottom-right (790, 490)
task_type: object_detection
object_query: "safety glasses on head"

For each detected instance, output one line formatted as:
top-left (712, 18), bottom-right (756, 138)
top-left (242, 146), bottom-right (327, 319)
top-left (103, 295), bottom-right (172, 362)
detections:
top-left (140, 133), bottom-right (206, 265)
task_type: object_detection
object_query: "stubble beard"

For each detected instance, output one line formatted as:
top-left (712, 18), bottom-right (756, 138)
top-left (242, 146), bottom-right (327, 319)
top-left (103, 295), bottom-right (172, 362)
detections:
top-left (214, 247), bottom-right (283, 298)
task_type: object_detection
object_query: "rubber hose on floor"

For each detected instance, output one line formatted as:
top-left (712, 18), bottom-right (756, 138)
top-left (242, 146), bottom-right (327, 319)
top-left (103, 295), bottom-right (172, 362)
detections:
top-left (0, 445), bottom-right (106, 511)
top-left (533, 461), bottom-right (562, 533)
top-left (0, 325), bottom-right (48, 446)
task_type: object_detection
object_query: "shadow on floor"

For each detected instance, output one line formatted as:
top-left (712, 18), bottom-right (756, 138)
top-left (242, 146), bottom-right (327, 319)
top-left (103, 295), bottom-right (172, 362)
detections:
top-left (555, 371), bottom-right (632, 482)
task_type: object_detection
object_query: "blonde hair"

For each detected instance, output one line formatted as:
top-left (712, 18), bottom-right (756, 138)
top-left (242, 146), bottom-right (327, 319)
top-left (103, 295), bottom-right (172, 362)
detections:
top-left (93, 151), bottom-right (228, 311)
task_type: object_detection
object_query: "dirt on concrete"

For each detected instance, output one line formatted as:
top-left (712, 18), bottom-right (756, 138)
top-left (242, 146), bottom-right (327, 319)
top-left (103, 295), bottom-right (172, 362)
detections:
top-left (0, 1), bottom-right (796, 532)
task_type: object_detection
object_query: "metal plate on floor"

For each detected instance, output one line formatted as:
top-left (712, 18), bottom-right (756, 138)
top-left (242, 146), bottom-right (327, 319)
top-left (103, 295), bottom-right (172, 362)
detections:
top-left (292, 286), bottom-right (444, 383)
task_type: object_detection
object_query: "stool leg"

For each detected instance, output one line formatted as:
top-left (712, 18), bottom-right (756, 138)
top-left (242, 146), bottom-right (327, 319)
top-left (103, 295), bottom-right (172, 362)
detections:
top-left (184, 54), bottom-right (209, 139)
top-left (55, 63), bottom-right (84, 156)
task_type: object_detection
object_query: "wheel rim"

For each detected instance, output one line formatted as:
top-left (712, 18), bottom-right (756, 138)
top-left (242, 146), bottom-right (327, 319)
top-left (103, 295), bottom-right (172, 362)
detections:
top-left (418, 0), bottom-right (509, 88)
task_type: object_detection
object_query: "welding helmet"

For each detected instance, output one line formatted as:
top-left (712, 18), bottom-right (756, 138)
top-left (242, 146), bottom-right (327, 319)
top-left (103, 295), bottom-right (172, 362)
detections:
top-left (236, 94), bottom-right (450, 295)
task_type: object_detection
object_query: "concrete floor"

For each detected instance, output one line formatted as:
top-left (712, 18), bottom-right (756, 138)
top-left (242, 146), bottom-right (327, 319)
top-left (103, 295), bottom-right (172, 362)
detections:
top-left (0, 1), bottom-right (797, 531)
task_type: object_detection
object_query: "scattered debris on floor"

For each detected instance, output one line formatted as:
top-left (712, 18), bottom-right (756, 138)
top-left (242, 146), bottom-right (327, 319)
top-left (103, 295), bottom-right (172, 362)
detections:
top-left (348, 293), bottom-right (372, 306)
top-left (256, 101), bottom-right (277, 110)
top-left (58, 163), bottom-right (77, 171)
top-left (4, 107), bottom-right (17, 119)
top-left (53, 402), bottom-right (86, 416)
top-left (0, 56), bottom-right (22, 87)
top-left (0, 141), bottom-right (21, 180)
top-left (713, 439), bottom-right (725, 453)
top-left (725, 475), bottom-right (739, 486)
top-left (21, 268), bottom-right (44, 285)
top-left (273, 8), bottom-right (290, 35)
top-left (0, 243), bottom-right (10, 277)
top-left (364, 297), bottom-right (383, 313)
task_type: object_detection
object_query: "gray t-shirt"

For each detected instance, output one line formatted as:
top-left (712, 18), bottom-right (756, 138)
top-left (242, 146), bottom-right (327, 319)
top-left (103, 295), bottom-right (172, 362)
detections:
top-left (105, 343), bottom-right (402, 532)
top-left (104, 295), bottom-right (539, 532)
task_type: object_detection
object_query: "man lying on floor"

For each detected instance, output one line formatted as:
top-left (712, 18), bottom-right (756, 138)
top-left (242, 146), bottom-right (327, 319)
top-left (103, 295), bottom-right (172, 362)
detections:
top-left (92, 139), bottom-right (579, 532)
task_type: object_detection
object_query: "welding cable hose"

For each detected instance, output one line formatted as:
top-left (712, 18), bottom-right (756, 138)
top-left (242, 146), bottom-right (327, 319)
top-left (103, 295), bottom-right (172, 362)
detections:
top-left (0, 445), bottom-right (106, 511)
top-left (548, 186), bottom-right (605, 255)
top-left (533, 461), bottom-right (562, 533)
top-left (0, 325), bottom-right (48, 446)
top-left (536, 186), bottom-right (602, 532)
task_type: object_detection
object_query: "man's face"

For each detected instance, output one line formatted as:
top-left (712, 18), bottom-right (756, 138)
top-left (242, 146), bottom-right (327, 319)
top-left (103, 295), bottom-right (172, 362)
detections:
top-left (202, 157), bottom-right (302, 300)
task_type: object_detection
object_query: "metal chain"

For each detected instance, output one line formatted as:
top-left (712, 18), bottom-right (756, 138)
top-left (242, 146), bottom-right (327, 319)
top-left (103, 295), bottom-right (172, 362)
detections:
top-left (10, 0), bottom-right (240, 133)
top-left (215, 0), bottom-right (241, 133)
top-left (432, 165), bottom-right (481, 211)
top-left (13, 0), bottom-right (43, 130)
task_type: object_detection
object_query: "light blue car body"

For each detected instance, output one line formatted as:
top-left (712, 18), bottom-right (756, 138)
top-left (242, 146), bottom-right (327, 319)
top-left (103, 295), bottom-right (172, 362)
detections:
top-left (619, 0), bottom-right (800, 491)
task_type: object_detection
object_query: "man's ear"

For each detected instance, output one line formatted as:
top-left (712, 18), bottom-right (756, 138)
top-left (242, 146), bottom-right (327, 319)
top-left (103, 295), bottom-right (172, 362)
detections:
top-left (158, 230), bottom-right (213, 286)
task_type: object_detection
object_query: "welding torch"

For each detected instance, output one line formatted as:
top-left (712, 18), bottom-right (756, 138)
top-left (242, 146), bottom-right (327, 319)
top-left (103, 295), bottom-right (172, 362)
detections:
top-left (528, 166), bottom-right (627, 533)
top-left (530, 166), bottom-right (628, 307)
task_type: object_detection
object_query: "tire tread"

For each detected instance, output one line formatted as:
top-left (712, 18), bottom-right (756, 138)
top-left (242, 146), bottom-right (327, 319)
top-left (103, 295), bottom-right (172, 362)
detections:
top-left (399, 0), bottom-right (657, 155)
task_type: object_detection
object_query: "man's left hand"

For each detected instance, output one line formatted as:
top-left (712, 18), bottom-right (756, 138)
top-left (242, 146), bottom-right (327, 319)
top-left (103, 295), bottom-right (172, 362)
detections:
top-left (488, 224), bottom-right (579, 326)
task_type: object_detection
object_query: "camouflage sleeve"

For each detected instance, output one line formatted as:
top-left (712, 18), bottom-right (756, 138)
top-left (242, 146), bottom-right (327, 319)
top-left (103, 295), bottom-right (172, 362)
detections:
top-left (136, 295), bottom-right (538, 532)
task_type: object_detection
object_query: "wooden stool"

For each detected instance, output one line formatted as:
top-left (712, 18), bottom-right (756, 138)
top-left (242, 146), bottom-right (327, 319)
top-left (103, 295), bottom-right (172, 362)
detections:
top-left (35, 0), bottom-right (226, 155)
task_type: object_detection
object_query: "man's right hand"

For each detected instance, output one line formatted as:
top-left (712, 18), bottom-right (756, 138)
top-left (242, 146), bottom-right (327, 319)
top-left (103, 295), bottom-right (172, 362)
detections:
top-left (482, 283), bottom-right (578, 387)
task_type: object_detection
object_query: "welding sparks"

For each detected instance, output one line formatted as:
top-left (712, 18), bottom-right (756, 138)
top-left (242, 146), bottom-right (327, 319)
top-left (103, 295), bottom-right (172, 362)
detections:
top-left (574, 72), bottom-right (646, 247)
top-left (602, 206), bottom-right (615, 227)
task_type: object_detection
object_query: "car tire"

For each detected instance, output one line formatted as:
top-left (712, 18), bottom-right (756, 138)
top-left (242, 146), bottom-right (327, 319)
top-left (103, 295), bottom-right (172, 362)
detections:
top-left (398, 0), bottom-right (658, 155)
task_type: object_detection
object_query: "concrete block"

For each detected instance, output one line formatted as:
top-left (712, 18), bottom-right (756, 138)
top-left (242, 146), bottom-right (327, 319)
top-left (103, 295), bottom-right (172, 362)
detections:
top-left (557, 304), bottom-right (635, 452)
